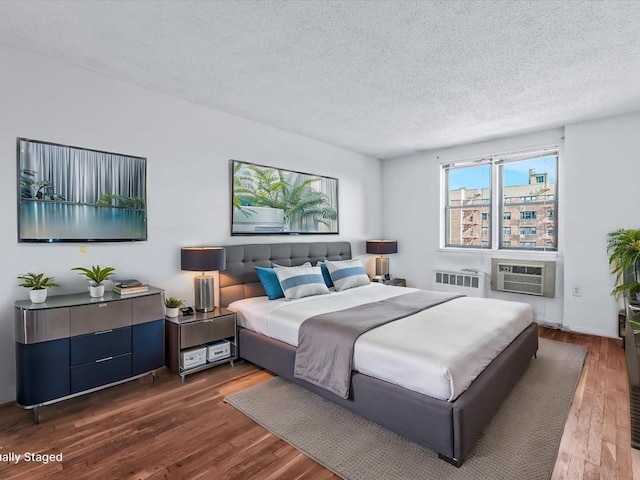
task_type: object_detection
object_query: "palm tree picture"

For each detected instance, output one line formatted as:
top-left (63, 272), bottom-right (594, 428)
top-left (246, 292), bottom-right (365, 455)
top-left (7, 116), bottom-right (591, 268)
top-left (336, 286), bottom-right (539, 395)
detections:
top-left (231, 160), bottom-right (338, 234)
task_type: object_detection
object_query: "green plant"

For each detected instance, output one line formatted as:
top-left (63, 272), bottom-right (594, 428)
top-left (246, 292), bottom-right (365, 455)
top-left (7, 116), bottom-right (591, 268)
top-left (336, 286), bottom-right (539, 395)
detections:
top-left (607, 228), bottom-right (640, 297)
top-left (20, 168), bottom-right (66, 201)
top-left (17, 272), bottom-right (59, 290)
top-left (71, 265), bottom-right (116, 285)
top-left (95, 193), bottom-right (145, 210)
top-left (164, 297), bottom-right (184, 308)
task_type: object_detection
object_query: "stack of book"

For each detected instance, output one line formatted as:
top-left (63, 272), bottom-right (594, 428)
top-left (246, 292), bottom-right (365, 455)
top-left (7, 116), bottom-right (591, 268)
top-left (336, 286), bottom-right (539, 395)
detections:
top-left (112, 279), bottom-right (149, 296)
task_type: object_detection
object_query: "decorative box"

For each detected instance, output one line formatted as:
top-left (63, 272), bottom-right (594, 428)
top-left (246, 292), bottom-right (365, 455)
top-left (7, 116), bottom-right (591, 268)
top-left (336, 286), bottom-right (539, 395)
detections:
top-left (180, 346), bottom-right (207, 370)
top-left (206, 339), bottom-right (231, 362)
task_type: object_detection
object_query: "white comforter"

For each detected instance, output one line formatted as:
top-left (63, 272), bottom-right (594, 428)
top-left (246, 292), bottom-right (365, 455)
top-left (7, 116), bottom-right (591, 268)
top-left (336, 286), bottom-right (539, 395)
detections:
top-left (228, 283), bottom-right (533, 401)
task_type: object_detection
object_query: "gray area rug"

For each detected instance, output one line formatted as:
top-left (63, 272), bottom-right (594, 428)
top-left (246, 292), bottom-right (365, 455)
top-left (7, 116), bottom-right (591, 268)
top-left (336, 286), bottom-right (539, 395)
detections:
top-left (225, 338), bottom-right (586, 480)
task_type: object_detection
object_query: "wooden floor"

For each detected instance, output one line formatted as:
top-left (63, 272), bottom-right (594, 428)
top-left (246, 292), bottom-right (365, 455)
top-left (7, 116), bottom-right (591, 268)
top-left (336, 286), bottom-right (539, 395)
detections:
top-left (0, 327), bottom-right (633, 479)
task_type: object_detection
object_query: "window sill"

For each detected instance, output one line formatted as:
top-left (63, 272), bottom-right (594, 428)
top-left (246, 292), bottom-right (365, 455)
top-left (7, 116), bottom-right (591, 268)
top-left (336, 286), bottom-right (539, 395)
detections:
top-left (437, 247), bottom-right (561, 260)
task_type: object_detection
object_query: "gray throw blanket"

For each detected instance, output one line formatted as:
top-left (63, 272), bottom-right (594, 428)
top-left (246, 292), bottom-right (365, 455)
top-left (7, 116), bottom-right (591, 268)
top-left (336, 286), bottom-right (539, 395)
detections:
top-left (293, 290), bottom-right (463, 398)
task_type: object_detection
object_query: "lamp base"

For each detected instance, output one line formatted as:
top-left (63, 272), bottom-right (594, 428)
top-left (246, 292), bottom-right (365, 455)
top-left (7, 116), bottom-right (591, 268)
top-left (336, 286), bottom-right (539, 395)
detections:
top-left (194, 275), bottom-right (215, 312)
top-left (375, 256), bottom-right (390, 279)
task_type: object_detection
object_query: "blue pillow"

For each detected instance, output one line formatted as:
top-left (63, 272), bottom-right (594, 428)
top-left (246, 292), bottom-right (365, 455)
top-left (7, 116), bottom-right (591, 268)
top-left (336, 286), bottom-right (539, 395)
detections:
top-left (317, 261), bottom-right (334, 288)
top-left (255, 266), bottom-right (285, 300)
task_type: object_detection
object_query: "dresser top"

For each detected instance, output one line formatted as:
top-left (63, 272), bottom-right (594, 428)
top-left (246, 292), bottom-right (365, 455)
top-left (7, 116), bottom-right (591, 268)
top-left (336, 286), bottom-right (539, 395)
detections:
top-left (15, 286), bottom-right (163, 310)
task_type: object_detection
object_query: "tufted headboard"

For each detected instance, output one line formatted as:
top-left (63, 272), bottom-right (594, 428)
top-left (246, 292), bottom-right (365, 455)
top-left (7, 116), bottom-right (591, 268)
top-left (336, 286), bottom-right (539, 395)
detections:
top-left (219, 242), bottom-right (352, 307)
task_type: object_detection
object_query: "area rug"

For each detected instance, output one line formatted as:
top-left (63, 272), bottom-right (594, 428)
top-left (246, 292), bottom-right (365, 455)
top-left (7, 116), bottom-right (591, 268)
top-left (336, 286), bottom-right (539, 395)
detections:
top-left (224, 338), bottom-right (586, 480)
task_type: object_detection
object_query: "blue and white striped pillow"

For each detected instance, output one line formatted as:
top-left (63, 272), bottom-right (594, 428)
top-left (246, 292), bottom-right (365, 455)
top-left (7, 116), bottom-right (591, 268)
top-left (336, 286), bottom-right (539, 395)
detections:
top-left (325, 259), bottom-right (370, 291)
top-left (274, 265), bottom-right (330, 300)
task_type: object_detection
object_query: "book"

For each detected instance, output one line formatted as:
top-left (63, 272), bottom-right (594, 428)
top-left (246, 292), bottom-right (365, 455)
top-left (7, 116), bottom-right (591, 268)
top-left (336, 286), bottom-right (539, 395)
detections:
top-left (113, 285), bottom-right (149, 295)
top-left (113, 279), bottom-right (143, 288)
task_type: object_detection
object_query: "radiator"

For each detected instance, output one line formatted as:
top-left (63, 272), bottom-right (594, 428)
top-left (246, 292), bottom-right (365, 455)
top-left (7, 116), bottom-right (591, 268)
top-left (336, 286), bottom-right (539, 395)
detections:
top-left (432, 269), bottom-right (486, 298)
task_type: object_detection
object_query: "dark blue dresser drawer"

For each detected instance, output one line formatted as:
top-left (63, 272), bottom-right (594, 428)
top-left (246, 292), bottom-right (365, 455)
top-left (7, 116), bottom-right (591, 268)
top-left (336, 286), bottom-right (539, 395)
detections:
top-left (70, 353), bottom-right (132, 393)
top-left (70, 327), bottom-right (131, 366)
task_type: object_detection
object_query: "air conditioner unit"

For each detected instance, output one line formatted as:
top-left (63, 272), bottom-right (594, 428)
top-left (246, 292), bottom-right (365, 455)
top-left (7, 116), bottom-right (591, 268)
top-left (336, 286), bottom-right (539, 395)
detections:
top-left (433, 269), bottom-right (486, 297)
top-left (491, 258), bottom-right (555, 297)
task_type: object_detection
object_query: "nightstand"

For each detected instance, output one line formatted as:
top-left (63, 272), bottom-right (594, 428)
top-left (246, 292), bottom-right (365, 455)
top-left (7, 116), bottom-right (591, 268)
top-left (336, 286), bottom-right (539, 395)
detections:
top-left (383, 278), bottom-right (407, 287)
top-left (165, 307), bottom-right (237, 382)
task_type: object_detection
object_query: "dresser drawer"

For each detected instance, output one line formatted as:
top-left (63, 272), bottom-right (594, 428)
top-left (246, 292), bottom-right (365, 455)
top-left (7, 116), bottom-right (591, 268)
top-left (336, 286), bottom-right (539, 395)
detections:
top-left (71, 353), bottom-right (131, 393)
top-left (131, 294), bottom-right (163, 325)
top-left (69, 300), bottom-right (132, 336)
top-left (70, 327), bottom-right (131, 366)
top-left (180, 314), bottom-right (235, 349)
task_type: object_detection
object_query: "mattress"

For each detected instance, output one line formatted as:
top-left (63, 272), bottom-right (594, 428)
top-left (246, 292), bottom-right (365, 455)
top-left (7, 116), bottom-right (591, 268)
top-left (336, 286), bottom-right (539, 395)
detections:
top-left (228, 283), bottom-right (533, 401)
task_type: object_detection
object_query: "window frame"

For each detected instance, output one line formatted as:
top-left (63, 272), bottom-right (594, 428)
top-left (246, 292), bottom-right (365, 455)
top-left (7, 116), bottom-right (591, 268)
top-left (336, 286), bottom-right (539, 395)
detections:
top-left (441, 146), bottom-right (559, 253)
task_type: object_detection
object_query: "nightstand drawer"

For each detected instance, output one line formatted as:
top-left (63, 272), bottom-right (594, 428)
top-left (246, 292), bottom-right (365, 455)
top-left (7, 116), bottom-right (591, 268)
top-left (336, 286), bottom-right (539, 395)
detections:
top-left (70, 327), bottom-right (131, 366)
top-left (180, 314), bottom-right (235, 349)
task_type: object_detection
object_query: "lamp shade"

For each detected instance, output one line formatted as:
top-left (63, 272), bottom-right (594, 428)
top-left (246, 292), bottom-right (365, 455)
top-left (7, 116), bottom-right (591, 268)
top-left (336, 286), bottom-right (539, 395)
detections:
top-left (181, 247), bottom-right (226, 272)
top-left (366, 240), bottom-right (398, 255)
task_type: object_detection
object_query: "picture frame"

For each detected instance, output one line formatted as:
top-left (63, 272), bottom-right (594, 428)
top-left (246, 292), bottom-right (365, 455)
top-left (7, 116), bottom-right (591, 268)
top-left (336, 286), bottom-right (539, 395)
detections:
top-left (230, 159), bottom-right (338, 235)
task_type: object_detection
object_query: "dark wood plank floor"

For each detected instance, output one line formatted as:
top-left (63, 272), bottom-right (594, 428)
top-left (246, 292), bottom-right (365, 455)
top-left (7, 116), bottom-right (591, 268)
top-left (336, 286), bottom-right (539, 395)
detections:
top-left (0, 327), bottom-right (632, 479)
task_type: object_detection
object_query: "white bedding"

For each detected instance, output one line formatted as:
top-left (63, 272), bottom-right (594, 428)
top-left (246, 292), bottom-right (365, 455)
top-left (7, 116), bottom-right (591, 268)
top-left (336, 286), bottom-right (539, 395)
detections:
top-left (228, 283), bottom-right (534, 401)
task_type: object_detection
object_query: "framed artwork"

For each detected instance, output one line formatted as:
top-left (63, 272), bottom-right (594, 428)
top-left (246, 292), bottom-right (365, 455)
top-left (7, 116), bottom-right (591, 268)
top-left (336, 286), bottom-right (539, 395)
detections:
top-left (230, 159), bottom-right (338, 235)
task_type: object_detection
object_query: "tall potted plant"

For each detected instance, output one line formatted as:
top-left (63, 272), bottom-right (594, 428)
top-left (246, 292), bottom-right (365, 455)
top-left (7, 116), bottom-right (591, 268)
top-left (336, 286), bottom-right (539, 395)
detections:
top-left (607, 228), bottom-right (640, 299)
top-left (17, 272), bottom-right (59, 303)
top-left (71, 265), bottom-right (116, 297)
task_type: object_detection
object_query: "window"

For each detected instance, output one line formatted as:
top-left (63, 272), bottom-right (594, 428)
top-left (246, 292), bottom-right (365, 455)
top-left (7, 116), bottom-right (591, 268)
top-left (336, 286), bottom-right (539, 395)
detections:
top-left (444, 163), bottom-right (491, 248)
top-left (442, 147), bottom-right (558, 251)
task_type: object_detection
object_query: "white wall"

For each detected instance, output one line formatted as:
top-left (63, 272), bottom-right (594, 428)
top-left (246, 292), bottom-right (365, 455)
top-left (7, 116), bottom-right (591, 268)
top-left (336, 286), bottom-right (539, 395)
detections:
top-left (562, 112), bottom-right (640, 337)
top-left (0, 45), bottom-right (382, 404)
top-left (383, 112), bottom-right (640, 339)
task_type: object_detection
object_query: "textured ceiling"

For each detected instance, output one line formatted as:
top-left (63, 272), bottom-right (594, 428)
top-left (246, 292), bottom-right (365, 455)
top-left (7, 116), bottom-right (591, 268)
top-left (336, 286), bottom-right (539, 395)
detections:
top-left (0, 0), bottom-right (639, 159)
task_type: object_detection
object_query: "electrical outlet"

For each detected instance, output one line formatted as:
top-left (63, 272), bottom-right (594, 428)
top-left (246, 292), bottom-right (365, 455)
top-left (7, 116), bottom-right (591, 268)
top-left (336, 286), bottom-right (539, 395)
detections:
top-left (572, 285), bottom-right (582, 297)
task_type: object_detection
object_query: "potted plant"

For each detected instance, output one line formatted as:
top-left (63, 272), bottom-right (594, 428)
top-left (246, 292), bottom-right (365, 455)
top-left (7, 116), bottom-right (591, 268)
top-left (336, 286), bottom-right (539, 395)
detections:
top-left (71, 265), bottom-right (116, 298)
top-left (607, 228), bottom-right (640, 299)
top-left (17, 272), bottom-right (59, 303)
top-left (165, 297), bottom-right (184, 318)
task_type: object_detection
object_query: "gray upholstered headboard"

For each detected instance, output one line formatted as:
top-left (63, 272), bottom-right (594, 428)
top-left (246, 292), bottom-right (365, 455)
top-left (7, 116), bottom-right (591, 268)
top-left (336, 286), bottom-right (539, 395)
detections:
top-left (219, 242), bottom-right (352, 307)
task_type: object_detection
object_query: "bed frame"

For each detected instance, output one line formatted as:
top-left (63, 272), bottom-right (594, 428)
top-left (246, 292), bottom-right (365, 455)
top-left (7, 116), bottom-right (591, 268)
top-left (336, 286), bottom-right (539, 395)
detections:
top-left (219, 241), bottom-right (538, 466)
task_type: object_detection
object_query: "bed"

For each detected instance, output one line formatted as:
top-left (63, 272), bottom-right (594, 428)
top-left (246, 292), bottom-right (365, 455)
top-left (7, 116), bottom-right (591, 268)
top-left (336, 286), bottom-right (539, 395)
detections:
top-left (220, 241), bottom-right (538, 466)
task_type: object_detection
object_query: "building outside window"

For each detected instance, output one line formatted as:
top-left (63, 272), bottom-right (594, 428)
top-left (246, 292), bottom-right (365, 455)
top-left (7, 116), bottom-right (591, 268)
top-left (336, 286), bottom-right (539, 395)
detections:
top-left (443, 147), bottom-right (558, 251)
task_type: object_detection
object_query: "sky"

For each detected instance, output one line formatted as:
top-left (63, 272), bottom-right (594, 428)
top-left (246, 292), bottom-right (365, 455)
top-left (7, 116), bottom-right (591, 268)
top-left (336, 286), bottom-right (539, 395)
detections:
top-left (449, 157), bottom-right (557, 190)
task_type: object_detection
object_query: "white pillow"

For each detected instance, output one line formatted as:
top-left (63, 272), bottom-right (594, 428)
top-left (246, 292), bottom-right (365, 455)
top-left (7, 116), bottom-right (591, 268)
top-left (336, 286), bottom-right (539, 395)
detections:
top-left (325, 259), bottom-right (370, 291)
top-left (274, 265), bottom-right (330, 300)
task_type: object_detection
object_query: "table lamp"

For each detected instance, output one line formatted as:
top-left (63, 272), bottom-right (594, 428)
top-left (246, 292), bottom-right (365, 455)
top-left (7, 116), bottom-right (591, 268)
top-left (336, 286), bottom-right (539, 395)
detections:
top-left (366, 240), bottom-right (398, 280)
top-left (181, 247), bottom-right (226, 312)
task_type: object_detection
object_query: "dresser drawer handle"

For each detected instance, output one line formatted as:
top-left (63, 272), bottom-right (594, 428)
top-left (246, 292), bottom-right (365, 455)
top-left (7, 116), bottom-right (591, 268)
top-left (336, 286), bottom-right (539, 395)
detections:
top-left (96, 356), bottom-right (113, 363)
top-left (97, 303), bottom-right (108, 307)
top-left (94, 329), bottom-right (113, 335)
top-left (203, 319), bottom-right (214, 323)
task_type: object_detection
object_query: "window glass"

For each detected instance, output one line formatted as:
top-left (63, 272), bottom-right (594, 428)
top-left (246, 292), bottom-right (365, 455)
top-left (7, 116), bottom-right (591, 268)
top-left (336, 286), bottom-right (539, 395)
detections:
top-left (445, 164), bottom-right (491, 248)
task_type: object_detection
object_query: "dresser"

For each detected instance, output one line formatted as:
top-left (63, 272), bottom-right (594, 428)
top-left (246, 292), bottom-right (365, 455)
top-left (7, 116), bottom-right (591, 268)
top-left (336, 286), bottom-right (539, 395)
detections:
top-left (15, 287), bottom-right (165, 423)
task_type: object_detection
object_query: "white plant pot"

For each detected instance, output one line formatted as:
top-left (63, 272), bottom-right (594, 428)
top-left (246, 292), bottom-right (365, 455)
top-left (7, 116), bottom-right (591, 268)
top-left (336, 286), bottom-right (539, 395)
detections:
top-left (165, 307), bottom-right (179, 318)
top-left (89, 285), bottom-right (105, 298)
top-left (29, 289), bottom-right (47, 303)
